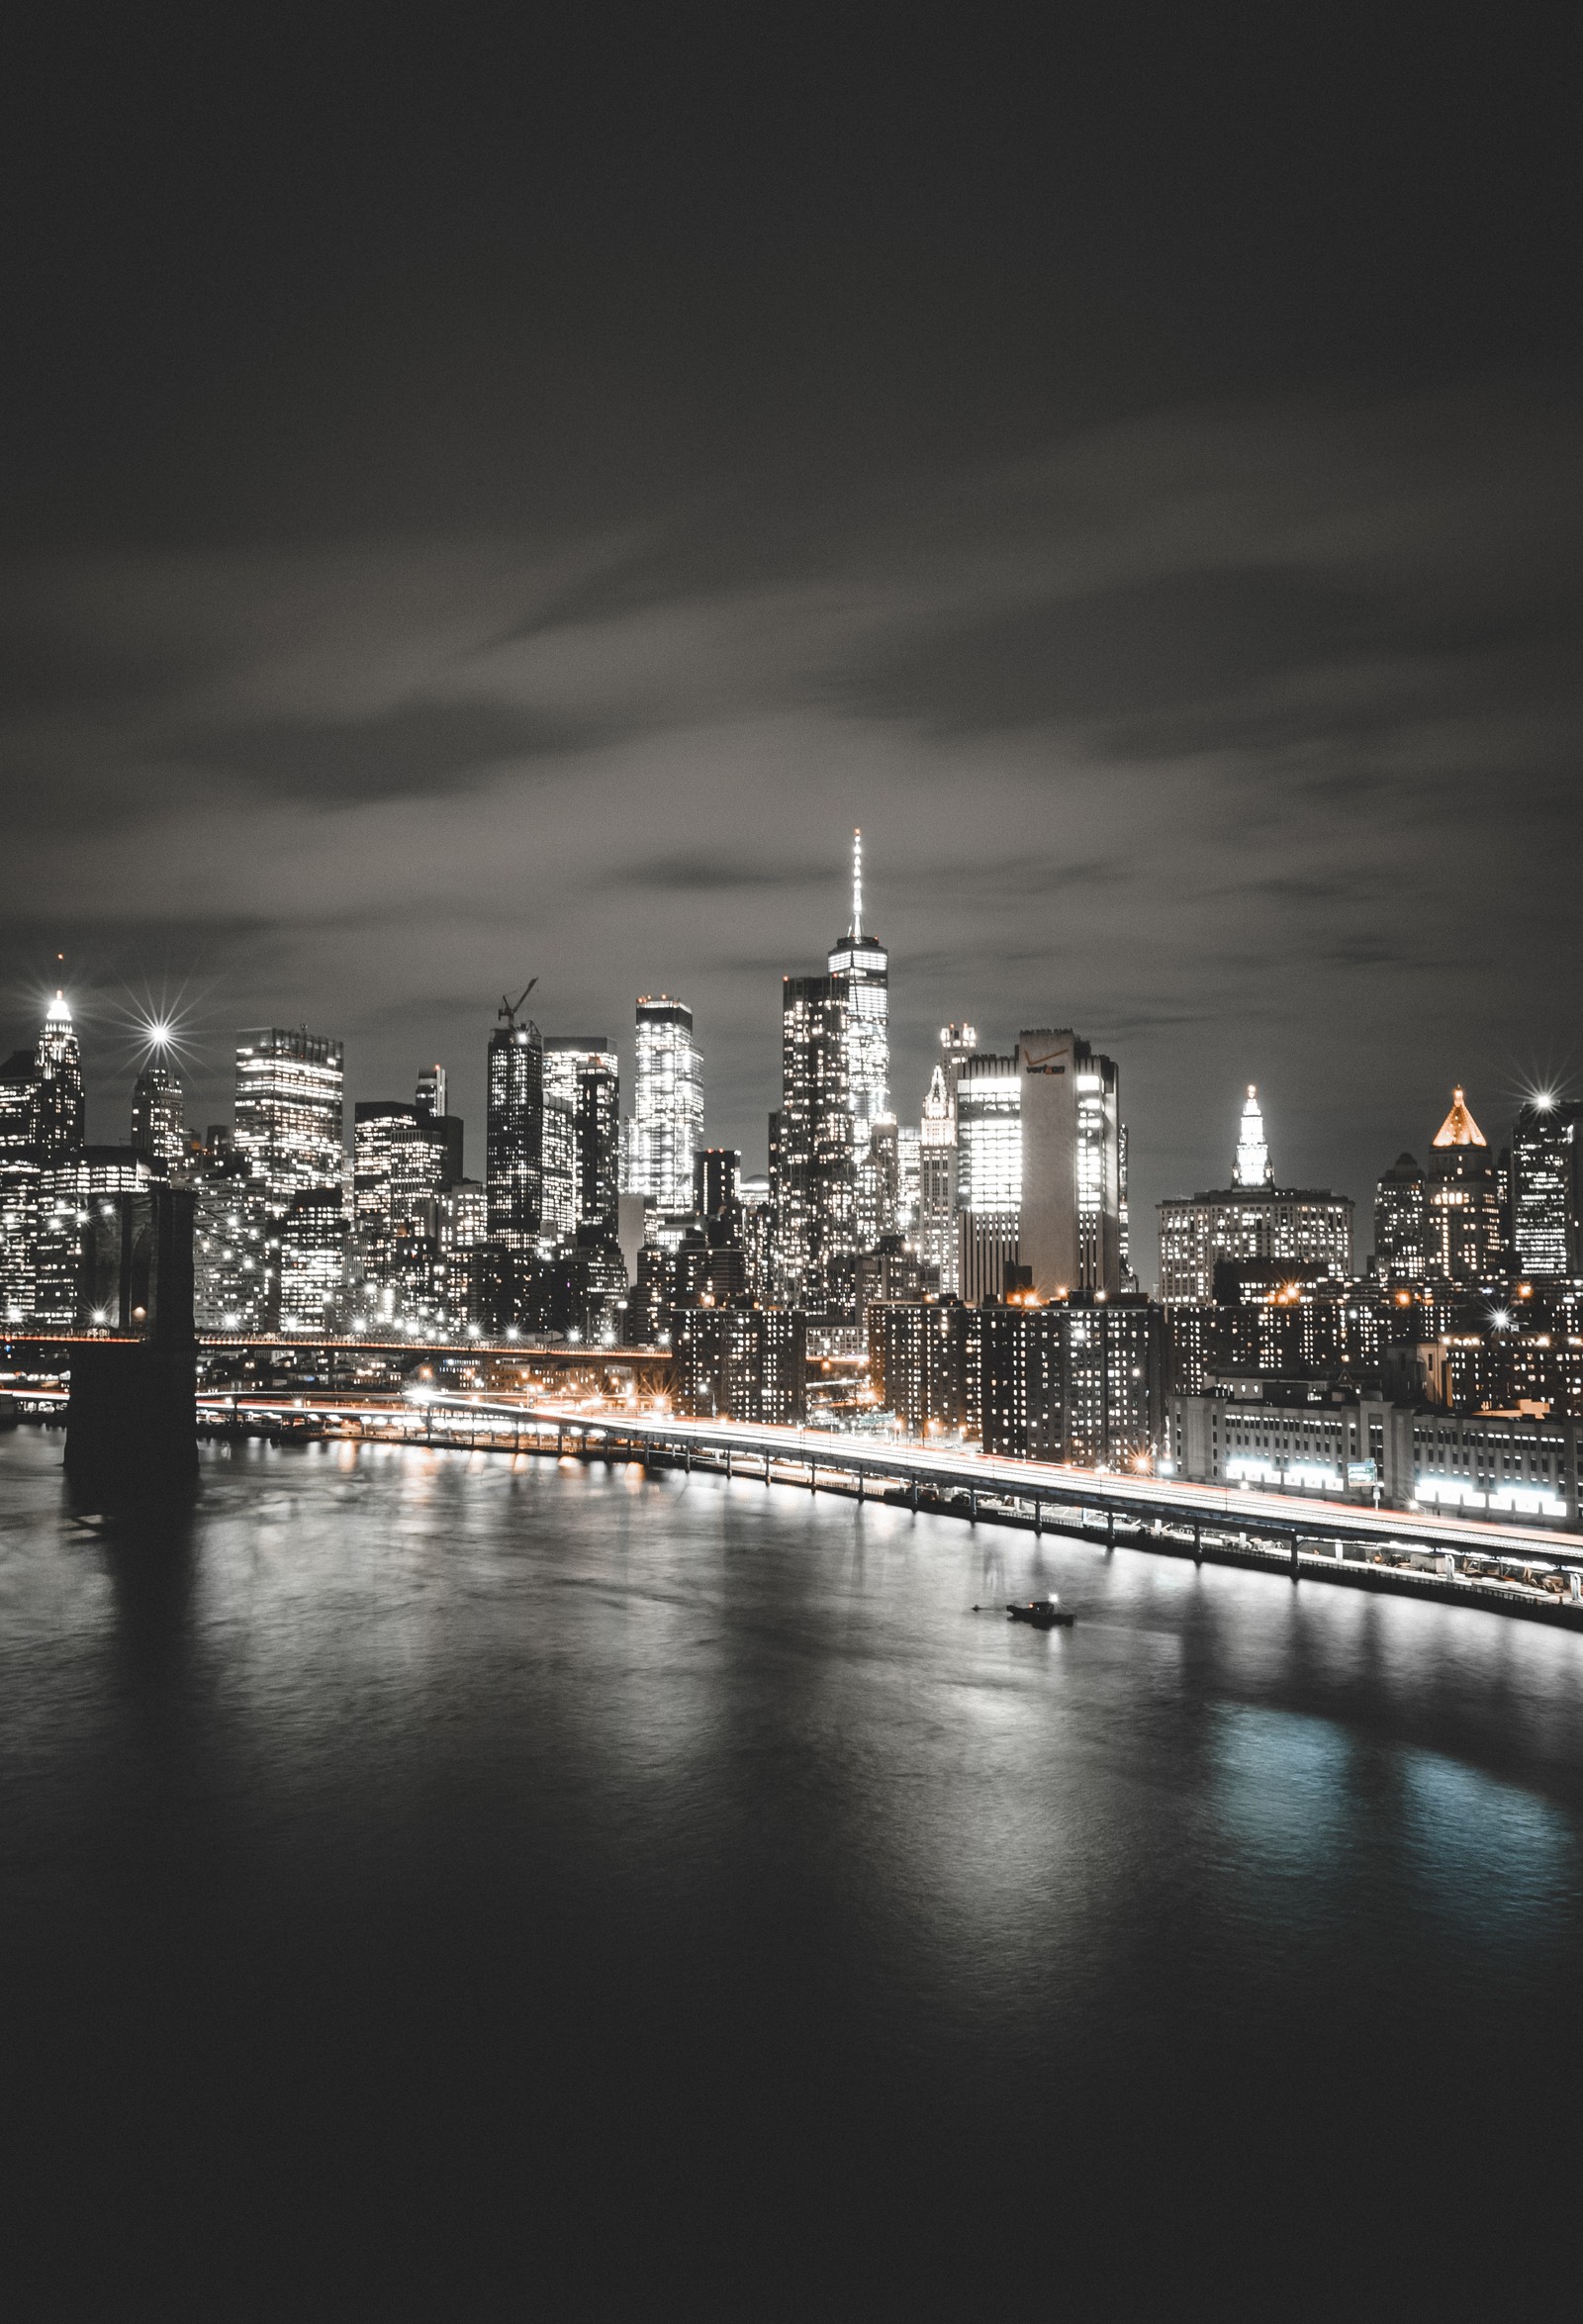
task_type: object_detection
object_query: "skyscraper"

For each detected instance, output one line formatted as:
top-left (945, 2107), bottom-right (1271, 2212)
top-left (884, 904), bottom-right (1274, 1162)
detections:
top-left (233, 1029), bottom-right (345, 1213)
top-left (1018, 1029), bottom-right (1122, 1299)
top-left (486, 989), bottom-right (544, 1254)
top-left (233, 1028), bottom-right (345, 1329)
top-left (774, 973), bottom-right (853, 1312)
top-left (917, 1023), bottom-right (977, 1294)
top-left (0, 1048), bottom-right (39, 1325)
top-left (31, 991), bottom-right (84, 1165)
top-left (1510, 1099), bottom-right (1579, 1277)
top-left (628, 997), bottom-right (701, 1215)
top-left (132, 1065), bottom-right (185, 1176)
top-left (827, 830), bottom-right (890, 1247)
top-left (1158, 1087), bottom-right (1352, 1302)
top-left (543, 1039), bottom-right (620, 1236)
top-left (1426, 1085), bottom-right (1505, 1283)
top-left (1374, 1153), bottom-right (1427, 1281)
top-left (956, 1050), bottom-right (1021, 1303)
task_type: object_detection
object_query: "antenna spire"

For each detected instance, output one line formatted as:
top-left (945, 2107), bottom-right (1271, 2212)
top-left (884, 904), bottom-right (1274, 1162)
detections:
top-left (852, 827), bottom-right (863, 939)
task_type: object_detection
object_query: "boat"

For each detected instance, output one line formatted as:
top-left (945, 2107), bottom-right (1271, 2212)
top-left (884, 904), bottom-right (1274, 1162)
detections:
top-left (1007, 1598), bottom-right (1073, 1628)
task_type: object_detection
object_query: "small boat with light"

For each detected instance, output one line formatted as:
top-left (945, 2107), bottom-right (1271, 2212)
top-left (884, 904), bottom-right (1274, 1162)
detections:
top-left (1007, 1597), bottom-right (1073, 1628)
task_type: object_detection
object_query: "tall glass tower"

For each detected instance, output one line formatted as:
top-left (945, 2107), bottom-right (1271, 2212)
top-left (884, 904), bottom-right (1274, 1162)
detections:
top-left (628, 997), bottom-right (701, 1214)
top-left (32, 990), bottom-right (84, 1164)
top-left (486, 993), bottom-right (544, 1254)
top-left (827, 830), bottom-right (889, 1246)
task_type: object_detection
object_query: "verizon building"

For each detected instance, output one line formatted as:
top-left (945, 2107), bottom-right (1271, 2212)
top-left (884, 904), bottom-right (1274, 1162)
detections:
top-left (1017, 1029), bottom-right (1122, 1300)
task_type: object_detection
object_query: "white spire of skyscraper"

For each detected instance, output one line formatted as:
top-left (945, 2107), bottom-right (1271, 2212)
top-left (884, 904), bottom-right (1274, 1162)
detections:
top-left (1232, 1084), bottom-right (1272, 1187)
top-left (851, 827), bottom-right (864, 940)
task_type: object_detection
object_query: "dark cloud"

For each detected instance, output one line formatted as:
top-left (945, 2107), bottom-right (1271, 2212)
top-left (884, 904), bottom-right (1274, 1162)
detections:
top-left (172, 699), bottom-right (609, 801)
top-left (0, 0), bottom-right (1578, 1280)
top-left (847, 571), bottom-right (1371, 732)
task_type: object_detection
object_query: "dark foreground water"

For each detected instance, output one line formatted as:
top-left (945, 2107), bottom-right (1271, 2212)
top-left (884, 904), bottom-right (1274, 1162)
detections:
top-left (4, 1428), bottom-right (1582, 2312)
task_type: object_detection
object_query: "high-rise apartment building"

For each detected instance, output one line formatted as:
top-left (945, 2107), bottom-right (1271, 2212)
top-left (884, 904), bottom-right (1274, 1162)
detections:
top-left (1158, 1087), bottom-right (1352, 1302)
top-left (486, 992), bottom-right (544, 1254)
top-left (132, 1065), bottom-right (185, 1176)
top-left (627, 999), bottom-right (701, 1214)
top-left (1017, 1029), bottom-right (1122, 1299)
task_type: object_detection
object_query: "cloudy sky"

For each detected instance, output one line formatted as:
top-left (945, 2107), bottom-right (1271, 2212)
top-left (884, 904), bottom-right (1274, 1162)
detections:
top-left (3, 8), bottom-right (1578, 1274)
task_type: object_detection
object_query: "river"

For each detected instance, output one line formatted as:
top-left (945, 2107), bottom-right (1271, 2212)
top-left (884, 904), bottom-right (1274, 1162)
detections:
top-left (3, 1426), bottom-right (1580, 2310)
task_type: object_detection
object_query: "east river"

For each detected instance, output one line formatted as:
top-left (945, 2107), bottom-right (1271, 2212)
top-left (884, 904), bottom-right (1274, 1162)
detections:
top-left (4, 1425), bottom-right (1581, 2309)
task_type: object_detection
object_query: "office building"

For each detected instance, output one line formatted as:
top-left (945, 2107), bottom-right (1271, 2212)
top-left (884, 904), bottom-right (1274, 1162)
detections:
top-left (31, 991), bottom-right (84, 1166)
top-left (35, 1148), bottom-right (152, 1331)
top-left (0, 1047), bottom-right (38, 1326)
top-left (828, 831), bottom-right (890, 1246)
top-left (955, 1051), bottom-right (1020, 1302)
top-left (278, 1188), bottom-right (348, 1336)
top-left (1158, 1087), bottom-right (1352, 1302)
top-left (193, 1151), bottom-right (269, 1333)
top-left (1374, 1153), bottom-right (1427, 1281)
top-left (1017, 1029), bottom-right (1122, 1298)
top-left (626, 997), bottom-right (701, 1215)
top-left (415, 1064), bottom-right (465, 1186)
top-left (233, 1028), bottom-right (344, 1215)
top-left (131, 1066), bottom-right (185, 1176)
top-left (774, 973), bottom-right (854, 1313)
top-left (486, 991), bottom-right (543, 1254)
top-left (1510, 1100), bottom-right (1579, 1278)
top-left (544, 1039), bottom-right (619, 1235)
top-left (1425, 1086), bottom-right (1505, 1283)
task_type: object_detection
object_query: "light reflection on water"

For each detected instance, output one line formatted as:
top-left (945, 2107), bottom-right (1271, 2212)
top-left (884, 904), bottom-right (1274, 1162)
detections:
top-left (3, 1427), bottom-right (1582, 2296)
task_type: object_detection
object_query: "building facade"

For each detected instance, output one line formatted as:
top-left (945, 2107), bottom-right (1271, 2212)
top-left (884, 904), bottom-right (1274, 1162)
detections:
top-left (626, 997), bottom-right (701, 1215)
top-left (774, 973), bottom-right (854, 1314)
top-left (1017, 1028), bottom-right (1122, 1298)
top-left (1158, 1087), bottom-right (1352, 1302)
top-left (673, 1303), bottom-right (806, 1423)
top-left (486, 997), bottom-right (543, 1255)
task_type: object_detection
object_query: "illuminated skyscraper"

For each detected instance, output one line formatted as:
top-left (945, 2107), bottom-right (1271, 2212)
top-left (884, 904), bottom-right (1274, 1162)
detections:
top-left (956, 1051), bottom-right (1021, 1302)
top-left (31, 991), bottom-right (84, 1165)
top-left (827, 831), bottom-right (890, 1246)
top-left (233, 1027), bottom-right (345, 1330)
top-left (1158, 1088), bottom-right (1352, 1302)
top-left (1232, 1085), bottom-right (1272, 1187)
top-left (543, 1039), bottom-right (619, 1239)
top-left (1374, 1153), bottom-right (1427, 1281)
top-left (1510, 1099), bottom-right (1580, 1277)
top-left (1018, 1029), bottom-right (1122, 1300)
top-left (486, 990), bottom-right (544, 1254)
top-left (0, 1048), bottom-right (38, 1325)
top-left (132, 1065), bottom-right (185, 1176)
top-left (233, 1028), bottom-right (344, 1213)
top-left (193, 1150), bottom-right (268, 1333)
top-left (773, 973), bottom-right (853, 1312)
top-left (628, 998), bottom-right (701, 1214)
top-left (1426, 1085), bottom-right (1505, 1283)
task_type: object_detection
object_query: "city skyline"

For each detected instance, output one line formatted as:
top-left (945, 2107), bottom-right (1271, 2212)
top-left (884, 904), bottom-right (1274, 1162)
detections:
top-left (3, 901), bottom-right (1570, 1289)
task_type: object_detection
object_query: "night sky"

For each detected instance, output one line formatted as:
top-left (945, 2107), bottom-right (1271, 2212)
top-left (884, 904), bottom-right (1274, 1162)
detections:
top-left (3, 7), bottom-right (1579, 1274)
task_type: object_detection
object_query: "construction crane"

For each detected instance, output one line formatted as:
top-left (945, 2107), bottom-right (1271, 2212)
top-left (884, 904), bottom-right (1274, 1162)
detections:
top-left (498, 979), bottom-right (538, 1031)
